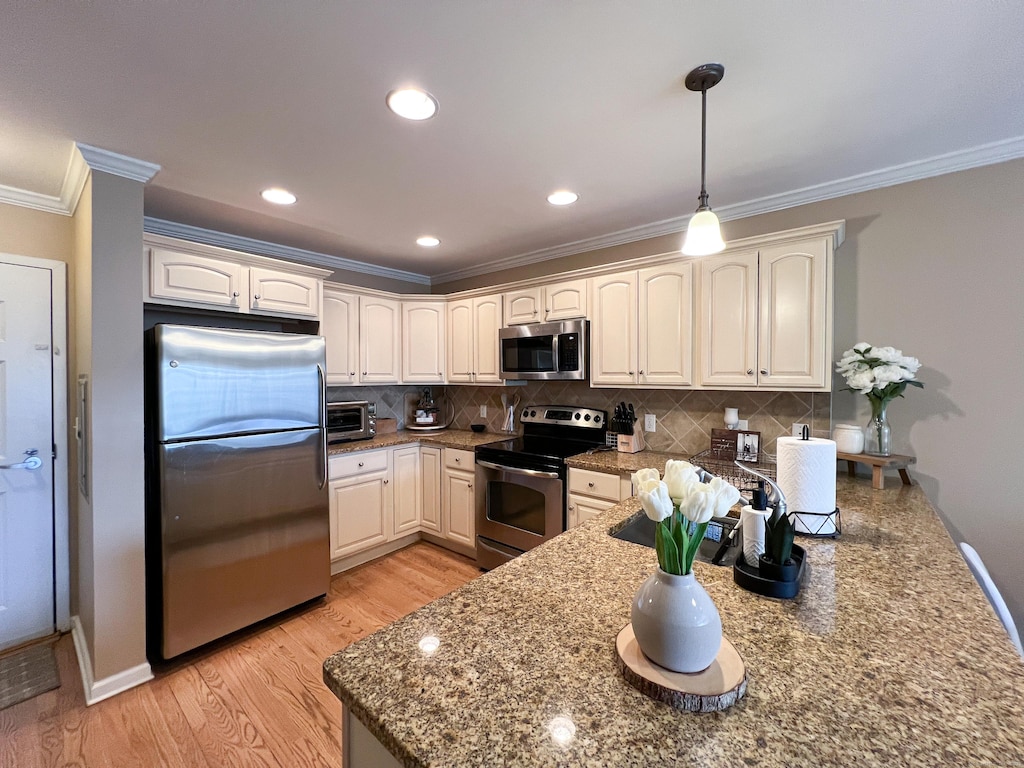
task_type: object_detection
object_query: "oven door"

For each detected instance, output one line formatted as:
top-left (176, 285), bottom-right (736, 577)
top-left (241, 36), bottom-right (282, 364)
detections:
top-left (475, 459), bottom-right (564, 566)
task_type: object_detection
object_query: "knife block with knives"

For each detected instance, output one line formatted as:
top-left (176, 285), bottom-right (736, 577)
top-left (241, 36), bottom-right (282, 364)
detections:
top-left (612, 402), bottom-right (645, 453)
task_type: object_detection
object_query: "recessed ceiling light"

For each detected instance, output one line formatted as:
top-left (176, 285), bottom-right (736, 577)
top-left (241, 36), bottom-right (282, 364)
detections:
top-left (547, 190), bottom-right (579, 206)
top-left (416, 236), bottom-right (440, 248)
top-left (386, 88), bottom-right (438, 121)
top-left (261, 187), bottom-right (296, 205)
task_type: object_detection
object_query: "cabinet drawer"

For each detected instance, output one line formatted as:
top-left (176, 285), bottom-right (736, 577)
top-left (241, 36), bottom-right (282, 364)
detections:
top-left (329, 449), bottom-right (388, 480)
top-left (445, 448), bottom-right (475, 471)
top-left (568, 468), bottom-right (621, 501)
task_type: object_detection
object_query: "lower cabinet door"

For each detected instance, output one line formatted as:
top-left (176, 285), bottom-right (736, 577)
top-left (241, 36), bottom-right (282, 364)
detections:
top-left (567, 494), bottom-right (617, 529)
top-left (420, 447), bottom-right (443, 534)
top-left (392, 446), bottom-right (422, 537)
top-left (443, 468), bottom-right (476, 547)
top-left (329, 470), bottom-right (390, 559)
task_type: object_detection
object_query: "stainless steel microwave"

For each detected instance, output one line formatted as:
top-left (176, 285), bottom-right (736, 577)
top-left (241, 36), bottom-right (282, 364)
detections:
top-left (499, 319), bottom-right (588, 381)
top-left (326, 400), bottom-right (376, 444)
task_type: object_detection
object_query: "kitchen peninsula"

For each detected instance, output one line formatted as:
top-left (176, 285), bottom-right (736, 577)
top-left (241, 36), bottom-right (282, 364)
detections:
top-left (324, 476), bottom-right (1024, 767)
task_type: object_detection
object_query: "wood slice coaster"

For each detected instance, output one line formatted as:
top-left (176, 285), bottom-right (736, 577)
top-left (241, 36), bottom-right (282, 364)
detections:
top-left (615, 623), bottom-right (747, 712)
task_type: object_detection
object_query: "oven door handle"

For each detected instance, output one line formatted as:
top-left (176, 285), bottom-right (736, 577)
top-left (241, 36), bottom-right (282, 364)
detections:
top-left (475, 460), bottom-right (560, 479)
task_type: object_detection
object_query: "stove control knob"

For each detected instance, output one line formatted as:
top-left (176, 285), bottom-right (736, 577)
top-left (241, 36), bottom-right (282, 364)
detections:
top-left (584, 414), bottom-right (591, 421)
top-left (530, 410), bottom-right (537, 417)
top-left (573, 413), bottom-right (580, 420)
top-left (522, 409), bottom-right (528, 417)
top-left (594, 414), bottom-right (601, 423)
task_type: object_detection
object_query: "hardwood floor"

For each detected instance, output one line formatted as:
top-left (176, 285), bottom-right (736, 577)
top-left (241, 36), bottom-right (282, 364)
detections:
top-left (0, 542), bottom-right (480, 767)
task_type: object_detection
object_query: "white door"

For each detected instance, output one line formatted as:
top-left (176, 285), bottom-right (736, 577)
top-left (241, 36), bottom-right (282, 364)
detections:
top-left (590, 271), bottom-right (637, 386)
top-left (699, 250), bottom-right (759, 387)
top-left (0, 262), bottom-right (55, 649)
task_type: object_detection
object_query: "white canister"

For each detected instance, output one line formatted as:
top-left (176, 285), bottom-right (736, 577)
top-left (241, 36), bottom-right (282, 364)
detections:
top-left (832, 423), bottom-right (864, 454)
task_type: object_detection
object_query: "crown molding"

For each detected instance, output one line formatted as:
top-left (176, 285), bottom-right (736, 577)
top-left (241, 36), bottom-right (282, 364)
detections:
top-left (60, 148), bottom-right (90, 215)
top-left (143, 217), bottom-right (432, 286)
top-left (432, 135), bottom-right (1024, 283)
top-left (75, 143), bottom-right (161, 182)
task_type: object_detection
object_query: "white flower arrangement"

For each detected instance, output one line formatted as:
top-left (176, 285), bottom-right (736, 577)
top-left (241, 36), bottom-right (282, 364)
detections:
top-left (835, 342), bottom-right (923, 407)
top-left (631, 460), bottom-right (740, 575)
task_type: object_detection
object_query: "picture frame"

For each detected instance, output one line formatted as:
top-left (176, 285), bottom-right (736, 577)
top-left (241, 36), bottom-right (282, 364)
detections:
top-left (710, 428), bottom-right (762, 463)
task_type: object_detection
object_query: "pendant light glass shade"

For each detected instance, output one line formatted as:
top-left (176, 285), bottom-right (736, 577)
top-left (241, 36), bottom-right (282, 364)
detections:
top-left (682, 208), bottom-right (725, 256)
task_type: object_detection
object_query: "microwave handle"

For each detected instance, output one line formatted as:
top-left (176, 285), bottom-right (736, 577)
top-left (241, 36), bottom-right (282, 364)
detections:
top-left (317, 363), bottom-right (327, 490)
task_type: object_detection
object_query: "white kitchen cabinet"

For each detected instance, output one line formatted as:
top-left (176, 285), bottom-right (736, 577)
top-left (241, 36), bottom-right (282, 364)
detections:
top-left (544, 278), bottom-right (588, 321)
top-left (699, 236), bottom-right (830, 389)
top-left (328, 450), bottom-right (392, 560)
top-left (447, 295), bottom-right (502, 384)
top-left (149, 248), bottom-right (245, 310)
top-left (402, 301), bottom-right (446, 384)
top-left (566, 468), bottom-right (631, 529)
top-left (391, 446), bottom-right (422, 537)
top-left (322, 287), bottom-right (359, 385)
top-left (146, 239), bottom-right (328, 319)
top-left (442, 448), bottom-right (476, 548)
top-left (249, 266), bottom-right (320, 318)
top-left (504, 280), bottom-right (587, 326)
top-left (590, 271), bottom-right (637, 386)
top-left (420, 446), bottom-right (442, 534)
top-left (359, 296), bottom-right (401, 384)
top-left (591, 264), bottom-right (693, 387)
top-left (503, 287), bottom-right (543, 325)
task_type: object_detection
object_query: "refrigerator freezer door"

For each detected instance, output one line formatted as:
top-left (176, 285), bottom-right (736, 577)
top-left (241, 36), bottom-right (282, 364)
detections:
top-left (154, 324), bottom-right (325, 441)
top-left (155, 428), bottom-right (329, 659)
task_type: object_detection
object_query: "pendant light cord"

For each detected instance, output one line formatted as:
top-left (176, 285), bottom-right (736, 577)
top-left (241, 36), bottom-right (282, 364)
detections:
top-left (698, 85), bottom-right (709, 211)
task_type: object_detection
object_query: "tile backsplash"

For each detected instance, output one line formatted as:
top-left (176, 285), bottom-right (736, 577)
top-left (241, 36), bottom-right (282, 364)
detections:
top-left (330, 383), bottom-right (831, 458)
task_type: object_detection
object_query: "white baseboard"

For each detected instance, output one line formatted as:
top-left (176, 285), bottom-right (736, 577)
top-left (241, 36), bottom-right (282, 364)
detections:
top-left (70, 615), bottom-right (153, 706)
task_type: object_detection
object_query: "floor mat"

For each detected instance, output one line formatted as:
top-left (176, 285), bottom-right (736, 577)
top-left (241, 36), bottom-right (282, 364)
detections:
top-left (0, 642), bottom-right (60, 711)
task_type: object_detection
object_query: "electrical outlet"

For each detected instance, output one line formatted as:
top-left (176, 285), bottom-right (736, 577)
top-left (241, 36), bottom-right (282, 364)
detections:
top-left (479, 404), bottom-right (487, 418)
top-left (737, 419), bottom-right (749, 430)
top-left (792, 422), bottom-right (808, 437)
top-left (644, 413), bottom-right (656, 432)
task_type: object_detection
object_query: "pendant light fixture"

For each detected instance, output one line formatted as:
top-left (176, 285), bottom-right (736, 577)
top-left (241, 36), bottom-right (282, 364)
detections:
top-left (681, 63), bottom-right (726, 256)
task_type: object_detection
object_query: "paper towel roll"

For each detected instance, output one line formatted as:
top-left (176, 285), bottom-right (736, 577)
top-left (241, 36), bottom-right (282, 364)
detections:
top-left (776, 436), bottom-right (838, 535)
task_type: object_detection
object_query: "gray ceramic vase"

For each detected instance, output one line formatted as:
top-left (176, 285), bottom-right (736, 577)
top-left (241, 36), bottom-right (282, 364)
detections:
top-left (631, 568), bottom-right (722, 673)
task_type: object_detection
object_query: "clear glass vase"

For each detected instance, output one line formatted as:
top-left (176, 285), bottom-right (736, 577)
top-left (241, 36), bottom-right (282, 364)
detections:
top-left (864, 397), bottom-right (892, 456)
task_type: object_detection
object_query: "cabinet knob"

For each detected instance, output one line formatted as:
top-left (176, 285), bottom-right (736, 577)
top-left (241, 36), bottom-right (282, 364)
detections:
top-left (350, 371), bottom-right (356, 376)
top-left (467, 482), bottom-right (473, 489)
top-left (232, 291), bottom-right (240, 298)
top-left (760, 369), bottom-right (768, 375)
top-left (639, 369), bottom-right (644, 375)
top-left (383, 479), bottom-right (388, 484)
top-left (358, 462), bottom-right (364, 468)
top-left (533, 310), bottom-right (537, 315)
top-left (746, 369), bottom-right (754, 375)
top-left (254, 294), bottom-right (261, 300)
top-left (588, 482), bottom-right (595, 488)
top-left (455, 457), bottom-right (461, 463)
top-left (568, 504), bottom-right (575, 511)
top-left (628, 371), bottom-right (634, 375)
top-left (363, 371), bottom-right (367, 376)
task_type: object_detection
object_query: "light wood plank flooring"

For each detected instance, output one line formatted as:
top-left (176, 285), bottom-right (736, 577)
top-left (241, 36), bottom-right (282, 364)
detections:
top-left (0, 542), bottom-right (480, 767)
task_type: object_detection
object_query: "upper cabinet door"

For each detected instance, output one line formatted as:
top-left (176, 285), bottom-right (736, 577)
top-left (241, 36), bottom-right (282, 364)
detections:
top-left (359, 296), bottom-right (401, 384)
top-left (322, 288), bottom-right (359, 385)
top-left (149, 248), bottom-right (244, 310)
top-left (447, 299), bottom-right (474, 383)
top-left (473, 295), bottom-right (503, 383)
top-left (544, 279), bottom-right (588, 321)
top-left (758, 240), bottom-right (829, 389)
top-left (590, 271), bottom-right (638, 386)
top-left (250, 267), bottom-right (320, 318)
top-left (699, 251), bottom-right (759, 387)
top-left (504, 287), bottom-right (542, 325)
top-left (638, 263), bottom-right (693, 386)
top-left (402, 301), bottom-right (446, 384)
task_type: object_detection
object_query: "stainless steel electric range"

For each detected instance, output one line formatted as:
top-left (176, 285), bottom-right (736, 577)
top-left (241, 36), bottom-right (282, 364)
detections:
top-left (474, 404), bottom-right (607, 570)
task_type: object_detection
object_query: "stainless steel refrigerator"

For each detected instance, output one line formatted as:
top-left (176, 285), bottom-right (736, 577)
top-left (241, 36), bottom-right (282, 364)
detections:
top-left (145, 324), bottom-right (329, 660)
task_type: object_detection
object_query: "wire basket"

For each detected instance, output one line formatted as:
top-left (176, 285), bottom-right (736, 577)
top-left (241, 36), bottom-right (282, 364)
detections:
top-left (690, 448), bottom-right (777, 494)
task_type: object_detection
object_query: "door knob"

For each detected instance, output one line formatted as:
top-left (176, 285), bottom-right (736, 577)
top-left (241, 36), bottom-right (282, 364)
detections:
top-left (1, 449), bottom-right (42, 471)
top-left (746, 369), bottom-right (754, 375)
top-left (760, 369), bottom-right (768, 375)
top-left (254, 294), bottom-right (261, 300)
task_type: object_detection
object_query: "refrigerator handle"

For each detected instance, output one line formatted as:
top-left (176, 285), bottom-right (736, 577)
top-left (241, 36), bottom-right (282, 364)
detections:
top-left (317, 363), bottom-right (328, 490)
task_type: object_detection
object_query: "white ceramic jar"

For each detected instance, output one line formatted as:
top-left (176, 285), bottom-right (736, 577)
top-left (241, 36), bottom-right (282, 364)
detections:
top-left (833, 423), bottom-right (865, 454)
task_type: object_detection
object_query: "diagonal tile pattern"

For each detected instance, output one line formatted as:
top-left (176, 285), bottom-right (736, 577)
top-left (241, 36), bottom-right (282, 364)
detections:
top-left (328, 382), bottom-right (832, 457)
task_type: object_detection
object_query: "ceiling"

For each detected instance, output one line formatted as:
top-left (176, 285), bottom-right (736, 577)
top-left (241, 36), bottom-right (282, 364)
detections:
top-left (2, 2), bottom-right (1023, 283)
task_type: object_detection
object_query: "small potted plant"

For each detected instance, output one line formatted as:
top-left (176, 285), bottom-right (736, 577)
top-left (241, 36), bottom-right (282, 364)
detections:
top-left (758, 506), bottom-right (798, 582)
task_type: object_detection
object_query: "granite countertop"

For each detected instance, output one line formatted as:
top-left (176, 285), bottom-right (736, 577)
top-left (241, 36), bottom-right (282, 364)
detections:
top-left (327, 428), bottom-right (508, 455)
top-left (324, 476), bottom-right (1024, 767)
top-left (564, 448), bottom-right (685, 476)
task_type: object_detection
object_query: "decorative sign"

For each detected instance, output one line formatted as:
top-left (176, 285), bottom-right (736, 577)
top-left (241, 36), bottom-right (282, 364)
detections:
top-left (710, 428), bottom-right (761, 463)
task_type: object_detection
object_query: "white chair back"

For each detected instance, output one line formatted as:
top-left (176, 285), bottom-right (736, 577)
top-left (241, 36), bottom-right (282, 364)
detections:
top-left (959, 541), bottom-right (1023, 657)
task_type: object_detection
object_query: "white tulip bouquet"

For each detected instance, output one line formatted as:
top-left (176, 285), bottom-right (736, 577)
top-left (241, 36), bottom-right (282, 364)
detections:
top-left (631, 460), bottom-right (741, 576)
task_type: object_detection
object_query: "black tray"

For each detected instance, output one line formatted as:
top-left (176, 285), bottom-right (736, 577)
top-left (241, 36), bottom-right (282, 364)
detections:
top-left (733, 544), bottom-right (806, 599)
